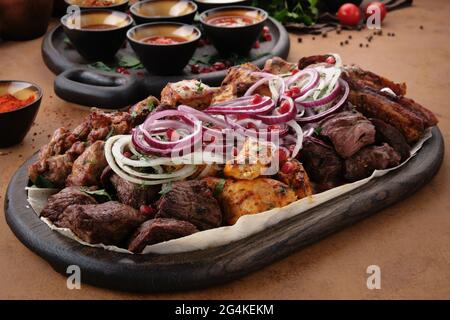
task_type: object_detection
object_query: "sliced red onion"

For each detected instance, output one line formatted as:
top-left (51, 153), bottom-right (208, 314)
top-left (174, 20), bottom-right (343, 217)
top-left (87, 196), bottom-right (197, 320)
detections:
top-left (206, 96), bottom-right (275, 115)
top-left (255, 96), bottom-right (296, 124)
top-left (285, 69), bottom-right (319, 96)
top-left (296, 79), bottom-right (349, 124)
top-left (296, 79), bottom-right (341, 108)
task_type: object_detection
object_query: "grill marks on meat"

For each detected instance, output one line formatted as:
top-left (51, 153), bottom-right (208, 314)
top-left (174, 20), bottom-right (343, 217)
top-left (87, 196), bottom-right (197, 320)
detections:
top-left (300, 136), bottom-right (343, 188)
top-left (320, 111), bottom-right (376, 158)
top-left (276, 159), bottom-right (313, 199)
top-left (263, 57), bottom-right (297, 75)
top-left (129, 96), bottom-right (159, 126)
top-left (344, 143), bottom-right (401, 181)
top-left (66, 141), bottom-right (108, 187)
top-left (371, 118), bottom-right (410, 162)
top-left (156, 180), bottom-right (222, 230)
top-left (343, 66), bottom-right (407, 96)
top-left (160, 80), bottom-right (217, 109)
top-left (41, 187), bottom-right (97, 223)
top-left (393, 96), bottom-right (438, 128)
top-left (110, 173), bottom-right (160, 209)
top-left (298, 54), bottom-right (332, 69)
top-left (127, 218), bottom-right (198, 253)
top-left (57, 201), bottom-right (147, 245)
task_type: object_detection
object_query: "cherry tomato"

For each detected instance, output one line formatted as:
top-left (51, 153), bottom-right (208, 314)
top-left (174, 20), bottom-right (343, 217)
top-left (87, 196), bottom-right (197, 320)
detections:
top-left (365, 2), bottom-right (387, 22)
top-left (337, 3), bottom-right (361, 26)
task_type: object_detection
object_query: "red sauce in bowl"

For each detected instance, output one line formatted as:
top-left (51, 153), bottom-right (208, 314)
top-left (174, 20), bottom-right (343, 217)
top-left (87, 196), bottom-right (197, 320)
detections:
top-left (142, 35), bottom-right (187, 45)
top-left (207, 15), bottom-right (256, 27)
top-left (0, 93), bottom-right (35, 113)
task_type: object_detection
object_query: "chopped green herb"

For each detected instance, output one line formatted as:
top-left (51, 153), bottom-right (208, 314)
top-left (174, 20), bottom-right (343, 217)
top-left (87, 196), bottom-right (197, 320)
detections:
top-left (252, 0), bottom-right (319, 25)
top-left (314, 127), bottom-right (322, 136)
top-left (147, 100), bottom-right (155, 111)
top-left (35, 175), bottom-right (55, 188)
top-left (195, 81), bottom-right (204, 93)
top-left (118, 55), bottom-right (144, 69)
top-left (159, 182), bottom-right (173, 195)
top-left (88, 61), bottom-right (113, 72)
top-left (80, 188), bottom-right (112, 201)
top-left (105, 127), bottom-right (115, 140)
top-left (131, 111), bottom-right (138, 119)
top-left (63, 37), bottom-right (72, 46)
top-left (214, 179), bottom-right (226, 197)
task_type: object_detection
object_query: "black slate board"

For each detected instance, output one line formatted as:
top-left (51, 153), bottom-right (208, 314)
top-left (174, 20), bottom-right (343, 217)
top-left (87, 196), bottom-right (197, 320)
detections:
top-left (42, 17), bottom-right (290, 109)
top-left (4, 127), bottom-right (444, 293)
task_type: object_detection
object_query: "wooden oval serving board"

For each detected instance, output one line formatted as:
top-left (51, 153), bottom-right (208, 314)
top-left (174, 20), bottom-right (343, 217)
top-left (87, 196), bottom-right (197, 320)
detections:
top-left (4, 127), bottom-right (444, 292)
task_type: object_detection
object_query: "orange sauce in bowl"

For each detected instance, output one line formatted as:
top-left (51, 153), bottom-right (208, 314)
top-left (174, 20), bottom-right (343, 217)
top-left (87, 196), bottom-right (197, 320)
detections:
top-left (207, 15), bottom-right (256, 27)
top-left (142, 35), bottom-right (187, 44)
top-left (0, 93), bottom-right (35, 113)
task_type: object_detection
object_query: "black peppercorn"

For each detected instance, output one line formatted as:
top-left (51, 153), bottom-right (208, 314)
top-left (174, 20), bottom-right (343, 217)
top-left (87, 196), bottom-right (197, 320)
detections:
top-left (297, 37), bottom-right (302, 43)
top-left (340, 41), bottom-right (344, 46)
top-left (359, 43), bottom-right (363, 47)
top-left (345, 40), bottom-right (349, 44)
top-left (312, 36), bottom-right (315, 40)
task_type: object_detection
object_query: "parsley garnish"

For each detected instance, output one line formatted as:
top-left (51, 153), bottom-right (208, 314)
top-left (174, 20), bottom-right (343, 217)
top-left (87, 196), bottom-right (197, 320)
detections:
top-left (214, 179), bottom-right (226, 197)
top-left (35, 175), bottom-right (55, 188)
top-left (80, 188), bottom-right (112, 201)
top-left (314, 127), bottom-right (322, 136)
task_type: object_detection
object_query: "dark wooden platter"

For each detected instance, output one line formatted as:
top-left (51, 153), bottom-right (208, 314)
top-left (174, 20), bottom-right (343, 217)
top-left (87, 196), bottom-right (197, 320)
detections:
top-left (41, 17), bottom-right (290, 109)
top-left (4, 127), bottom-right (444, 293)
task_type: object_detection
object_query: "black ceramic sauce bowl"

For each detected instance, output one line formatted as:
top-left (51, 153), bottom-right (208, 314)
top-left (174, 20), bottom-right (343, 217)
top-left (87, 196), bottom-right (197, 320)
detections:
top-left (127, 22), bottom-right (201, 75)
top-left (200, 6), bottom-right (267, 56)
top-left (0, 81), bottom-right (42, 148)
top-left (194, 0), bottom-right (251, 12)
top-left (64, 0), bottom-right (130, 12)
top-left (130, 0), bottom-right (197, 25)
top-left (61, 9), bottom-right (133, 61)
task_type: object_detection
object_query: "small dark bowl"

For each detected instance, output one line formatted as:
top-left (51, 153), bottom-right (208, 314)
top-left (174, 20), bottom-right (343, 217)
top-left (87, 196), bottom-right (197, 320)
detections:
top-left (64, 0), bottom-right (130, 12)
top-left (130, 0), bottom-right (197, 25)
top-left (194, 0), bottom-right (251, 13)
top-left (200, 6), bottom-right (267, 56)
top-left (127, 22), bottom-right (201, 75)
top-left (61, 9), bottom-right (134, 61)
top-left (0, 81), bottom-right (42, 148)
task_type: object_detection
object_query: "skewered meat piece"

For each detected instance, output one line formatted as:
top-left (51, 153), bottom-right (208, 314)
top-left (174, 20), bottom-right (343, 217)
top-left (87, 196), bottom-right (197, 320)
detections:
top-left (160, 80), bottom-right (217, 109)
top-left (344, 143), bottom-right (401, 181)
top-left (156, 180), bottom-right (222, 230)
top-left (276, 159), bottom-right (313, 199)
top-left (128, 96), bottom-right (159, 126)
top-left (387, 95), bottom-right (438, 128)
top-left (66, 141), bottom-right (108, 187)
top-left (109, 173), bottom-right (160, 209)
top-left (347, 86), bottom-right (425, 143)
top-left (299, 136), bottom-right (343, 187)
top-left (205, 177), bottom-right (297, 225)
top-left (343, 66), bottom-right (407, 96)
top-left (86, 111), bottom-right (133, 143)
top-left (263, 57), bottom-right (297, 75)
top-left (127, 218), bottom-right (198, 253)
top-left (320, 111), bottom-right (376, 158)
top-left (41, 187), bottom-right (97, 223)
top-left (370, 118), bottom-right (411, 162)
top-left (57, 201), bottom-right (147, 245)
top-left (298, 54), bottom-right (332, 69)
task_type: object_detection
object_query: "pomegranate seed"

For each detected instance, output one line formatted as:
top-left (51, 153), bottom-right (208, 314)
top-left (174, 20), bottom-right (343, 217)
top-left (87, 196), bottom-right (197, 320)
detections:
top-left (232, 147), bottom-right (238, 157)
top-left (264, 33), bottom-right (272, 42)
top-left (253, 40), bottom-right (260, 49)
top-left (204, 38), bottom-right (211, 45)
top-left (252, 94), bottom-right (263, 104)
top-left (326, 56), bottom-right (336, 64)
top-left (284, 90), bottom-right (293, 97)
top-left (263, 26), bottom-right (270, 33)
top-left (116, 67), bottom-right (129, 75)
top-left (276, 148), bottom-right (289, 163)
top-left (246, 122), bottom-right (257, 130)
top-left (291, 69), bottom-right (299, 75)
top-left (197, 39), bottom-right (206, 47)
top-left (190, 64), bottom-right (200, 74)
top-left (139, 204), bottom-right (155, 216)
top-left (201, 67), bottom-right (213, 73)
top-left (123, 151), bottom-right (133, 158)
top-left (281, 161), bottom-right (295, 174)
top-left (267, 125), bottom-right (281, 131)
top-left (290, 86), bottom-right (301, 97)
top-left (213, 62), bottom-right (226, 71)
top-left (288, 144), bottom-right (296, 154)
top-left (279, 101), bottom-right (291, 114)
top-left (236, 114), bottom-right (248, 120)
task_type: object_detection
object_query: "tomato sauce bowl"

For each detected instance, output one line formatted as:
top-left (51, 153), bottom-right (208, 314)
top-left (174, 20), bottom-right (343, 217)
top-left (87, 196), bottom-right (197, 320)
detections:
top-left (130, 0), bottom-right (197, 25)
top-left (200, 6), bottom-right (268, 56)
top-left (127, 22), bottom-right (201, 75)
top-left (0, 81), bottom-right (42, 148)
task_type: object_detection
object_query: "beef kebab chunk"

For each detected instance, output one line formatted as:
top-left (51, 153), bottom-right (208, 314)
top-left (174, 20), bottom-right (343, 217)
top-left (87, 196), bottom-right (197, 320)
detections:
top-left (344, 143), bottom-right (401, 181)
top-left (299, 136), bottom-right (344, 190)
top-left (298, 54), bottom-right (333, 69)
top-left (127, 218), bottom-right (198, 253)
top-left (319, 110), bottom-right (376, 159)
top-left (370, 118), bottom-right (410, 162)
top-left (41, 187), bottom-right (97, 223)
top-left (156, 180), bottom-right (222, 230)
top-left (66, 140), bottom-right (108, 187)
top-left (128, 96), bottom-right (159, 126)
top-left (56, 201), bottom-right (147, 245)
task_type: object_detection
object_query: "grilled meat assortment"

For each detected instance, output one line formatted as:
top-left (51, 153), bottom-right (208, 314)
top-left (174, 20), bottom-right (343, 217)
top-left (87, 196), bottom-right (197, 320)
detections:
top-left (109, 173), bottom-right (160, 209)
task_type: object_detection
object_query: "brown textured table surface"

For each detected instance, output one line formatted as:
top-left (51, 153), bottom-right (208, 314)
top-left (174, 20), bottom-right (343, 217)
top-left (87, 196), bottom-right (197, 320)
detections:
top-left (0, 0), bottom-right (449, 299)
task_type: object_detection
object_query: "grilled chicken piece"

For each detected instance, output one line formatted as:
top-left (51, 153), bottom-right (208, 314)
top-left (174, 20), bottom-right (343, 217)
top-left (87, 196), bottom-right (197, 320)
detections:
top-left (205, 177), bottom-right (297, 225)
top-left (263, 57), bottom-right (297, 75)
top-left (160, 80), bottom-right (216, 109)
top-left (66, 141), bottom-right (108, 187)
top-left (276, 159), bottom-right (313, 199)
top-left (343, 66), bottom-right (407, 96)
top-left (224, 138), bottom-right (273, 180)
top-left (128, 95), bottom-right (160, 126)
top-left (211, 63), bottom-right (270, 104)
